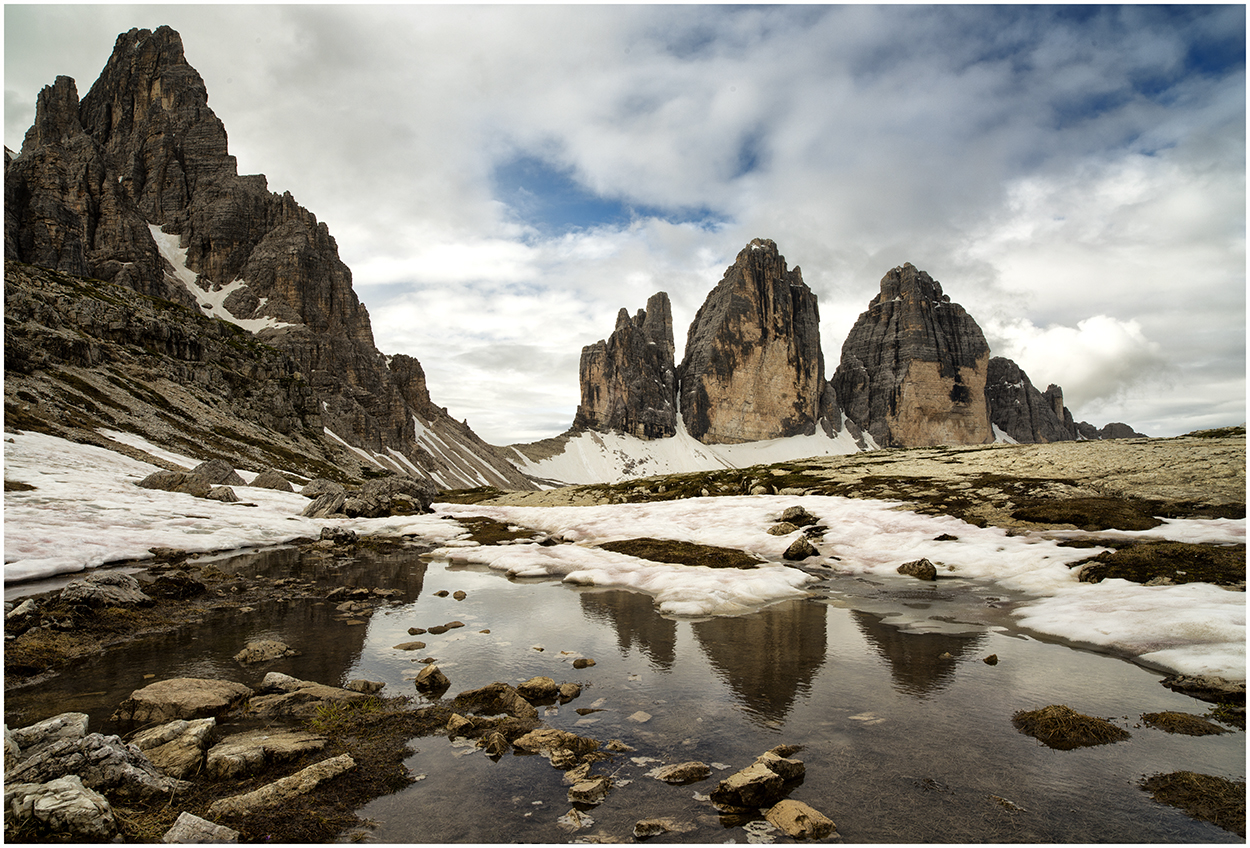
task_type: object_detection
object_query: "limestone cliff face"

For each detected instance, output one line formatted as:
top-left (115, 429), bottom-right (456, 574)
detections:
top-left (5, 26), bottom-right (534, 490)
top-left (985, 356), bottom-right (1079, 443)
top-left (833, 263), bottom-right (992, 448)
top-left (573, 292), bottom-right (677, 439)
top-left (678, 239), bottom-right (837, 444)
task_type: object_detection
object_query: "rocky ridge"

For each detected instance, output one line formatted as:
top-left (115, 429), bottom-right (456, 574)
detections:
top-left (4, 26), bottom-right (533, 491)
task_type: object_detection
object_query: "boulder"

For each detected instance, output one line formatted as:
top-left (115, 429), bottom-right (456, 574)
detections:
top-left (161, 810), bottom-right (240, 843)
top-left (651, 761), bottom-right (711, 784)
top-left (897, 558), bottom-right (938, 581)
top-left (6, 732), bottom-right (187, 800)
top-left (558, 682), bottom-right (583, 703)
top-left (302, 493), bottom-right (346, 519)
top-left (516, 676), bottom-right (559, 702)
top-left (572, 657), bottom-right (596, 669)
top-left (709, 762), bottom-right (785, 808)
top-left (7, 712), bottom-right (89, 764)
top-left (767, 522), bottom-right (799, 536)
top-left (248, 674), bottom-right (367, 718)
top-left (300, 478), bottom-right (346, 499)
top-left (478, 732), bottom-right (510, 757)
top-left (113, 678), bottom-right (253, 724)
top-left (207, 486), bottom-right (238, 502)
top-left (5, 775), bottom-right (117, 840)
top-left (453, 682), bottom-right (539, 721)
top-left (319, 526), bottom-right (357, 545)
top-left (190, 459), bottom-right (246, 486)
top-left (59, 571), bottom-right (153, 607)
top-left (250, 468), bottom-right (293, 491)
top-left (136, 471), bottom-right (211, 498)
top-left (206, 755), bottom-right (356, 818)
top-left (765, 799), bottom-right (836, 838)
top-left (414, 664), bottom-right (451, 697)
top-left (754, 750), bottom-right (806, 781)
top-left (567, 775), bottom-right (612, 805)
top-left (344, 475), bottom-right (438, 518)
top-left (783, 537), bottom-right (818, 561)
top-left (234, 639), bottom-right (298, 664)
top-left (344, 679), bottom-right (385, 695)
top-left (131, 717), bottom-right (216, 779)
top-left (205, 729), bottom-right (327, 779)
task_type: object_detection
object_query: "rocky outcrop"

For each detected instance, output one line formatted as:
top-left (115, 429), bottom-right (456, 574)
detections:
top-left (986, 357), bottom-right (1078, 443)
top-left (573, 292), bottom-right (677, 439)
top-left (678, 239), bottom-right (839, 444)
top-left (5, 26), bottom-right (535, 492)
top-left (833, 263), bottom-right (992, 448)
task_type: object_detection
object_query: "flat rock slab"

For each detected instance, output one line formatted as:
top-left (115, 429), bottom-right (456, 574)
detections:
top-left (709, 762), bottom-right (785, 808)
top-left (113, 678), bottom-right (253, 724)
top-left (207, 754), bottom-right (356, 818)
top-left (651, 761), bottom-right (711, 784)
top-left (206, 729), bottom-right (327, 779)
top-left (162, 810), bottom-right (240, 843)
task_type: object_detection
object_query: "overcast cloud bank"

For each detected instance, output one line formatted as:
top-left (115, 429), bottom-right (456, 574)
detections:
top-left (5, 5), bottom-right (1244, 443)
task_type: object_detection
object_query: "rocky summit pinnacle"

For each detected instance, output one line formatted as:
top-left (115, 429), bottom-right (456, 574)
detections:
top-left (5, 25), bottom-right (533, 490)
top-left (574, 292), bottom-right (677, 439)
top-left (833, 263), bottom-right (992, 448)
top-left (677, 239), bottom-right (839, 444)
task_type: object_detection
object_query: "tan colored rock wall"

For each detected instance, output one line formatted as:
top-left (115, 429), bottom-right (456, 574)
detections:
top-left (888, 357), bottom-right (992, 447)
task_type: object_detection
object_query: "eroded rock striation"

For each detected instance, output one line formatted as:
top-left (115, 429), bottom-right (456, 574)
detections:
top-left (573, 292), bottom-right (677, 439)
top-left (833, 263), bottom-right (992, 448)
top-left (678, 239), bottom-right (839, 444)
top-left (4, 26), bottom-right (533, 491)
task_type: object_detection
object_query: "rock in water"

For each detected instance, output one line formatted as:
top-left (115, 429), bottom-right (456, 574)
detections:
top-left (574, 292), bottom-right (677, 439)
top-left (678, 239), bottom-right (838, 444)
top-left (833, 263), bottom-right (992, 447)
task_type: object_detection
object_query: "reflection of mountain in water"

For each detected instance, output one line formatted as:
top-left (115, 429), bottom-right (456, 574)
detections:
top-left (852, 610), bottom-right (987, 698)
top-left (692, 600), bottom-right (827, 723)
top-left (580, 590), bottom-right (677, 670)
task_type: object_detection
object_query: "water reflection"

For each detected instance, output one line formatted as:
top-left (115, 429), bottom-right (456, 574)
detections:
top-left (692, 600), bottom-right (827, 724)
top-left (851, 610), bottom-right (987, 698)
top-left (579, 589), bottom-right (677, 670)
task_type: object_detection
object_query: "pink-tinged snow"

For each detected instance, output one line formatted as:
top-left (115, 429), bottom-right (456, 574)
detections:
top-left (438, 498), bottom-right (1246, 679)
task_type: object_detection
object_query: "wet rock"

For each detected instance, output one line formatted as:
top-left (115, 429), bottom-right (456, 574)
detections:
top-left (300, 478), bottom-right (345, 499)
top-left (161, 810), bottom-right (240, 843)
top-left (603, 739), bottom-right (635, 753)
top-left (983, 654), bottom-right (999, 665)
top-left (234, 639), bottom-right (298, 664)
top-left (206, 754), bottom-right (356, 818)
top-left (414, 664), bottom-right (451, 697)
top-left (573, 657), bottom-right (596, 669)
top-left (897, 558), bottom-right (938, 581)
top-left (754, 750), bottom-right (805, 781)
top-left (7, 712), bottom-right (89, 764)
top-left (131, 717), bottom-right (216, 779)
top-left (249, 673), bottom-right (368, 718)
top-left (768, 521), bottom-right (799, 536)
top-left (633, 817), bottom-right (695, 839)
top-left (407, 627), bottom-right (427, 636)
top-left (1160, 674), bottom-right (1246, 704)
top-left (709, 755), bottom-right (798, 808)
top-left (478, 732), bottom-right (510, 757)
top-left (453, 683), bottom-right (540, 721)
top-left (205, 729), bottom-right (327, 779)
top-left (765, 799), bottom-right (836, 838)
top-left (558, 683), bottom-right (583, 703)
top-left (59, 571), bottom-right (153, 607)
top-left (207, 486), bottom-right (238, 502)
top-left (319, 526), bottom-right (357, 545)
top-left (393, 641), bottom-right (427, 651)
top-left (783, 537), bottom-right (818, 561)
top-left (344, 679), bottom-right (385, 695)
top-left (427, 624), bottom-right (450, 635)
top-left (446, 714), bottom-right (475, 737)
top-left (7, 732), bottom-right (187, 800)
top-left (513, 728), bottom-right (600, 761)
top-left (250, 468), bottom-right (293, 492)
top-left (113, 678), bottom-right (253, 724)
top-left (568, 774), bottom-right (612, 805)
top-left (5, 775), bottom-right (117, 840)
top-left (516, 676), bottom-right (559, 702)
top-left (558, 807), bottom-right (595, 833)
top-left (652, 761), bottom-right (711, 784)
top-left (302, 493), bottom-right (346, 518)
top-left (144, 570), bottom-right (207, 600)
top-left (446, 620), bottom-right (465, 629)
top-left (453, 590), bottom-right (467, 600)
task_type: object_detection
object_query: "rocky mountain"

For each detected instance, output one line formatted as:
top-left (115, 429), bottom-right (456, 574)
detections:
top-left (832, 263), bottom-right (993, 448)
top-left (4, 26), bottom-right (534, 491)
top-left (985, 356), bottom-right (1079, 443)
top-left (572, 292), bottom-right (677, 439)
top-left (678, 239), bottom-right (841, 444)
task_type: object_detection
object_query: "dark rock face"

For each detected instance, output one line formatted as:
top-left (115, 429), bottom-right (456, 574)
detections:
top-left (573, 292), bottom-right (677, 439)
top-left (678, 239), bottom-right (838, 444)
top-left (5, 26), bottom-right (533, 490)
top-left (985, 356), bottom-right (1078, 443)
top-left (833, 263), bottom-right (992, 448)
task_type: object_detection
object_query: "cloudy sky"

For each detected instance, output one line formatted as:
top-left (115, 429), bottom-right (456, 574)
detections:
top-left (6, 4), bottom-right (1245, 443)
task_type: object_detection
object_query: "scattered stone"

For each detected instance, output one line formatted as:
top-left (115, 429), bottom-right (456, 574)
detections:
top-left (629, 711), bottom-right (652, 723)
top-left (709, 761), bottom-right (785, 808)
top-left (247, 674), bottom-right (369, 718)
top-left (207, 486), bottom-right (238, 502)
top-left (517, 676), bottom-right (560, 702)
top-left (205, 729), bottom-right (327, 779)
top-left (983, 654), bottom-right (999, 665)
top-left (393, 641), bottom-right (427, 651)
top-left (558, 808), bottom-right (595, 832)
top-left (633, 817), bottom-right (695, 838)
top-left (415, 664), bottom-right (451, 696)
top-left (233, 639), bottom-right (298, 664)
top-left (427, 625), bottom-right (450, 635)
top-left (59, 571), bottom-right (153, 607)
top-left (302, 493), bottom-right (346, 519)
top-left (250, 468), bottom-right (293, 492)
top-left (191, 459), bottom-right (246, 487)
top-left (5, 774), bottom-right (117, 840)
top-left (161, 810), bottom-right (240, 843)
top-left (131, 717), bottom-right (216, 779)
top-left (573, 657), bottom-right (596, 669)
top-left (434, 590), bottom-right (449, 597)
top-left (452, 590), bottom-right (467, 600)
top-left (207, 754), bottom-right (356, 818)
top-left (783, 536), bottom-right (818, 561)
top-left (344, 679), bottom-right (385, 695)
top-left (319, 526), bottom-right (358, 545)
top-left (478, 732), bottom-right (510, 757)
top-left (454, 682), bottom-right (539, 721)
top-left (407, 627), bottom-right (427, 636)
top-left (568, 775), bottom-right (612, 805)
top-left (781, 506), bottom-right (814, 524)
top-left (767, 522), bottom-right (799, 536)
top-left (652, 761), bottom-right (711, 784)
top-left (897, 558), bottom-right (938, 581)
top-left (446, 620), bottom-right (465, 629)
top-left (1012, 704), bottom-right (1131, 750)
top-left (113, 678), bottom-right (253, 724)
top-left (765, 799), bottom-right (836, 838)
top-left (558, 683), bottom-right (583, 703)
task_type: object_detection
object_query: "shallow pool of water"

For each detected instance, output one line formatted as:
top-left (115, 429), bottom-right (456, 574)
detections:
top-left (5, 543), bottom-right (1243, 843)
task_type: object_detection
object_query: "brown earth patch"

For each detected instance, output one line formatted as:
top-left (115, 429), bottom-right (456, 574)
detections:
top-left (1073, 542), bottom-right (1245, 588)
top-left (597, 538), bottom-right (763, 569)
top-left (1141, 771), bottom-right (1246, 836)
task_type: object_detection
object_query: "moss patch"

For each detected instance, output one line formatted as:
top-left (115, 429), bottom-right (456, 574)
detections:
top-left (597, 538), bottom-right (763, 569)
top-left (1141, 771), bottom-right (1246, 836)
top-left (1011, 704), bottom-right (1131, 750)
top-left (1141, 711), bottom-right (1231, 736)
top-left (455, 516), bottom-right (539, 545)
top-left (1010, 497), bottom-right (1162, 531)
top-left (438, 486), bottom-right (508, 504)
top-left (1074, 542), bottom-right (1245, 588)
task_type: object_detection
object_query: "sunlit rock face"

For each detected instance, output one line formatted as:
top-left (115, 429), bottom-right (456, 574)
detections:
top-left (678, 239), bottom-right (838, 445)
top-left (574, 292), bottom-right (678, 439)
top-left (833, 263), bottom-right (992, 448)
